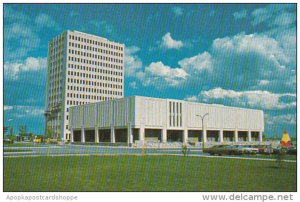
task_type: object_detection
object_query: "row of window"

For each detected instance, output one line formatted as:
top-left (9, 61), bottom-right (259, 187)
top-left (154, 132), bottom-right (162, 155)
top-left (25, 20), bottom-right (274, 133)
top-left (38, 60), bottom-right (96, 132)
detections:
top-left (68, 56), bottom-right (123, 65)
top-left (67, 91), bottom-right (122, 98)
top-left (68, 62), bottom-right (123, 71)
top-left (66, 97), bottom-right (117, 106)
top-left (68, 48), bottom-right (123, 58)
top-left (67, 83), bottom-right (122, 91)
top-left (67, 70), bottom-right (122, 78)
top-left (69, 34), bottom-right (123, 51)
top-left (67, 78), bottom-right (123, 86)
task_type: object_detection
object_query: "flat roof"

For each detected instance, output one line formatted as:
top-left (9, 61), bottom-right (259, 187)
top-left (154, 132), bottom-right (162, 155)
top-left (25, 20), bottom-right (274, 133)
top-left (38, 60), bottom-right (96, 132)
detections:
top-left (70, 95), bottom-right (263, 112)
top-left (69, 30), bottom-right (124, 46)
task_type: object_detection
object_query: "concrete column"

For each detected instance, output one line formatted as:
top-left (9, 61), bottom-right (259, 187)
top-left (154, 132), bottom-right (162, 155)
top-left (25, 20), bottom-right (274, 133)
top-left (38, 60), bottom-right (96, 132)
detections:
top-left (259, 131), bottom-right (263, 142)
top-left (70, 128), bottom-right (74, 143)
top-left (234, 130), bottom-right (238, 142)
top-left (219, 130), bottom-right (224, 143)
top-left (183, 129), bottom-right (188, 143)
top-left (161, 128), bottom-right (167, 143)
top-left (248, 131), bottom-right (252, 142)
top-left (95, 126), bottom-right (99, 143)
top-left (139, 126), bottom-right (145, 141)
top-left (110, 125), bottom-right (115, 143)
top-left (127, 123), bottom-right (133, 144)
top-left (81, 127), bottom-right (85, 143)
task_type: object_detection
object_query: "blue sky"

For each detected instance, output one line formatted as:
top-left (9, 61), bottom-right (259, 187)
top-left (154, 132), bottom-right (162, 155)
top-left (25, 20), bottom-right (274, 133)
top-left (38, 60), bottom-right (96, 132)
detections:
top-left (4, 4), bottom-right (296, 137)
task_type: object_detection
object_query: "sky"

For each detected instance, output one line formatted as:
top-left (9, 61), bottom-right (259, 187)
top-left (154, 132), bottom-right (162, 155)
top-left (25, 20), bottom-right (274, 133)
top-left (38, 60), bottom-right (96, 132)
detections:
top-left (3, 4), bottom-right (296, 138)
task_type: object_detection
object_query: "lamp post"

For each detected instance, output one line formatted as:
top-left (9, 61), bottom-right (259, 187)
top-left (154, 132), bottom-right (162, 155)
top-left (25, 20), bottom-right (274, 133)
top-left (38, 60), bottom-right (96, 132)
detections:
top-left (196, 113), bottom-right (209, 151)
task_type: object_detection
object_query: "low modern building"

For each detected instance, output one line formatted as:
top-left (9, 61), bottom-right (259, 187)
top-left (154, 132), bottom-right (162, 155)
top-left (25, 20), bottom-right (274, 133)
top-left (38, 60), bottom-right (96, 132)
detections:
top-left (69, 96), bottom-right (264, 146)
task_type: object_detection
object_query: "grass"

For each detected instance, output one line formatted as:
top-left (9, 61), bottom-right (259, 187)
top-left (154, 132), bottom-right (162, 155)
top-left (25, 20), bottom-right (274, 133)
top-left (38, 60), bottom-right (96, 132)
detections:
top-left (4, 155), bottom-right (296, 192)
top-left (4, 149), bottom-right (32, 153)
top-left (4, 143), bottom-right (48, 147)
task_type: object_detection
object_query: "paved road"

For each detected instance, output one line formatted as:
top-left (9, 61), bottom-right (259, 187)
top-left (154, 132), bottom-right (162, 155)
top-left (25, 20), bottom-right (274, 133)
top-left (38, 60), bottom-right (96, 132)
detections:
top-left (3, 144), bottom-right (296, 163)
top-left (3, 144), bottom-right (204, 157)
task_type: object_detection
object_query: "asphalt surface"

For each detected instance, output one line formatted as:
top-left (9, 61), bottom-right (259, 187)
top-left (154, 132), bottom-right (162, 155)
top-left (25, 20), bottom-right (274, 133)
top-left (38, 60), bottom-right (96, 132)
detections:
top-left (3, 144), bottom-right (297, 163)
top-left (3, 144), bottom-right (205, 157)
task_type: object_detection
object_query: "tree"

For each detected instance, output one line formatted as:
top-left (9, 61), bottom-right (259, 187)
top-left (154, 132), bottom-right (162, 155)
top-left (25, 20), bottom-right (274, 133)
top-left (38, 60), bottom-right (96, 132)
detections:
top-left (9, 127), bottom-right (14, 136)
top-left (3, 126), bottom-right (9, 136)
top-left (46, 126), bottom-right (53, 139)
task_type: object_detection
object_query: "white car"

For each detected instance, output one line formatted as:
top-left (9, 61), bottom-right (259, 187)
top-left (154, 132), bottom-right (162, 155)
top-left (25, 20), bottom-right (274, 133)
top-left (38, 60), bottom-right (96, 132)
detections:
top-left (238, 145), bottom-right (259, 154)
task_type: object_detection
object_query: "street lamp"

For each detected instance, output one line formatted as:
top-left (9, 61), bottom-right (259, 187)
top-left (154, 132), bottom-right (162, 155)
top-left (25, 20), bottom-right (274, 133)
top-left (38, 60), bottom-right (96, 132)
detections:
top-left (196, 113), bottom-right (209, 151)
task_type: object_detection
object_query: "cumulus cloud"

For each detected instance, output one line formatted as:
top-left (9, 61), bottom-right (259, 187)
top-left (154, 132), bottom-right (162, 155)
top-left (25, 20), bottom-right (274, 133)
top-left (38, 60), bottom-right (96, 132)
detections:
top-left (233, 9), bottom-right (248, 19)
top-left (251, 4), bottom-right (295, 27)
top-left (179, 52), bottom-right (212, 73)
top-left (129, 81), bottom-right (138, 89)
top-left (4, 57), bottom-right (47, 80)
top-left (124, 46), bottom-right (143, 76)
top-left (144, 62), bottom-right (188, 87)
top-left (172, 7), bottom-right (183, 16)
top-left (195, 88), bottom-right (296, 110)
top-left (4, 105), bottom-right (44, 117)
top-left (35, 13), bottom-right (60, 30)
top-left (185, 96), bottom-right (197, 102)
top-left (4, 22), bottom-right (41, 60)
top-left (161, 32), bottom-right (184, 49)
top-left (265, 114), bottom-right (296, 125)
top-left (4, 106), bottom-right (13, 111)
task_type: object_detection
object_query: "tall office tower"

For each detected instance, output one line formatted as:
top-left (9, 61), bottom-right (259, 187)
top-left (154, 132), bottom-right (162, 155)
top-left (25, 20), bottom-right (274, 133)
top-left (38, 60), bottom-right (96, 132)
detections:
top-left (44, 30), bottom-right (124, 141)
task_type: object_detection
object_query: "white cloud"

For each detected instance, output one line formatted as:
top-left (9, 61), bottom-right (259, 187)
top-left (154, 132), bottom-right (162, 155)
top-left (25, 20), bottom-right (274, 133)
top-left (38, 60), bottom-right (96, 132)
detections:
top-left (4, 105), bottom-right (44, 117)
top-left (185, 96), bottom-right (197, 102)
top-left (212, 33), bottom-right (288, 66)
top-left (4, 22), bottom-right (41, 59)
top-left (161, 32), bottom-right (184, 50)
top-left (124, 46), bottom-right (142, 76)
top-left (258, 80), bottom-right (270, 86)
top-left (4, 57), bottom-right (47, 80)
top-left (35, 13), bottom-right (60, 30)
top-left (251, 4), bottom-right (295, 27)
top-left (179, 52), bottom-right (212, 74)
top-left (265, 114), bottom-right (296, 125)
top-left (144, 61), bottom-right (188, 86)
top-left (89, 20), bottom-right (113, 34)
top-left (129, 81), bottom-right (138, 89)
top-left (233, 9), bottom-right (248, 19)
top-left (4, 106), bottom-right (13, 111)
top-left (197, 88), bottom-right (296, 110)
top-left (172, 7), bottom-right (183, 16)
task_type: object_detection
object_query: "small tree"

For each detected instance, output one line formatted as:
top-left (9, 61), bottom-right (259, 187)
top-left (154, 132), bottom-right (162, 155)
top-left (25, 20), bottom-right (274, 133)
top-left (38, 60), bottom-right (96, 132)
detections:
top-left (276, 147), bottom-right (287, 168)
top-left (9, 127), bottom-right (14, 137)
top-left (4, 126), bottom-right (9, 136)
top-left (46, 126), bottom-right (53, 139)
top-left (182, 144), bottom-right (189, 157)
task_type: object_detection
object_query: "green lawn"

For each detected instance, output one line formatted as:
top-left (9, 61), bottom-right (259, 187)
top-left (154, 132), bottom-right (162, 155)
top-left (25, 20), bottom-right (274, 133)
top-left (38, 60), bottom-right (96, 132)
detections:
top-left (4, 155), bottom-right (296, 192)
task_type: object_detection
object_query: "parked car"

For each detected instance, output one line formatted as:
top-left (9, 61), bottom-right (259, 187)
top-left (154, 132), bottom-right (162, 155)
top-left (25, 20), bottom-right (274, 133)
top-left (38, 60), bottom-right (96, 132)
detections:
top-left (287, 147), bottom-right (297, 155)
top-left (204, 145), bottom-right (243, 156)
top-left (256, 145), bottom-right (267, 154)
top-left (203, 145), bottom-right (225, 155)
top-left (264, 145), bottom-right (274, 154)
top-left (241, 145), bottom-right (259, 154)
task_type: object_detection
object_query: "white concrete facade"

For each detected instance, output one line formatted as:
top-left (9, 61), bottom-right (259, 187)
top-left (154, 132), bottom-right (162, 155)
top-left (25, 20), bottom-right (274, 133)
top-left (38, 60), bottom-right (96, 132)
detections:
top-left (44, 30), bottom-right (124, 140)
top-left (69, 96), bottom-right (264, 145)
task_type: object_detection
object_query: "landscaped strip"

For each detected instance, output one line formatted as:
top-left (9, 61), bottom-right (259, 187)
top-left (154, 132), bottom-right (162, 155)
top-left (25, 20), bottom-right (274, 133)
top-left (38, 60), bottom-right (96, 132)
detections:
top-left (4, 155), bottom-right (296, 192)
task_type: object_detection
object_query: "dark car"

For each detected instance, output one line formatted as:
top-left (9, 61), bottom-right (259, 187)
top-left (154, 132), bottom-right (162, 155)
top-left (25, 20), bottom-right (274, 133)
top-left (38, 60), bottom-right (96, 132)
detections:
top-left (203, 145), bottom-right (225, 155)
top-left (287, 147), bottom-right (297, 155)
top-left (204, 145), bottom-right (242, 156)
